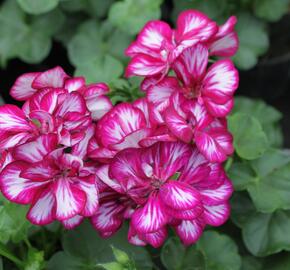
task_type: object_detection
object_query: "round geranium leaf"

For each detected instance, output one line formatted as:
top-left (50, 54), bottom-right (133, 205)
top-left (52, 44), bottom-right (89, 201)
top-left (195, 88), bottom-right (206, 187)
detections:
top-left (17, 0), bottom-right (59, 15)
top-left (228, 113), bottom-right (268, 160)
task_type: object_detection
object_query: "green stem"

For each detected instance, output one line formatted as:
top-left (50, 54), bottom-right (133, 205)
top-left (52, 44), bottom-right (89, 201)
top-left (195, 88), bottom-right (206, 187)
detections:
top-left (0, 242), bottom-right (24, 268)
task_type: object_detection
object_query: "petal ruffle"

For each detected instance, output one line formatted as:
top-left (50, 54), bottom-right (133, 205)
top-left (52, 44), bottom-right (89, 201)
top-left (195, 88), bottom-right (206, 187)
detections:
top-left (10, 72), bottom-right (40, 101)
top-left (131, 195), bottom-right (168, 234)
top-left (0, 161), bottom-right (48, 204)
top-left (53, 178), bottom-right (86, 220)
top-left (159, 181), bottom-right (201, 210)
top-left (27, 189), bottom-right (55, 225)
top-left (32, 66), bottom-right (69, 89)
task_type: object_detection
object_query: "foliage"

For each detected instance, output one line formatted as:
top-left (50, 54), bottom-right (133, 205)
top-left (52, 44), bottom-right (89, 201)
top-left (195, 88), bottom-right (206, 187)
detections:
top-left (0, 0), bottom-right (289, 269)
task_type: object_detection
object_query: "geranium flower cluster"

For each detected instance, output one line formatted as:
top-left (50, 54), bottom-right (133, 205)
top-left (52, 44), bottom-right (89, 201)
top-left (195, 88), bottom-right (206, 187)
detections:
top-left (0, 10), bottom-right (238, 247)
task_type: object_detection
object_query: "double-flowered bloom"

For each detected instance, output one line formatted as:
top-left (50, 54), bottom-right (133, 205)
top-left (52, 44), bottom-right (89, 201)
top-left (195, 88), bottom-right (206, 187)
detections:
top-left (0, 9), bottom-right (238, 247)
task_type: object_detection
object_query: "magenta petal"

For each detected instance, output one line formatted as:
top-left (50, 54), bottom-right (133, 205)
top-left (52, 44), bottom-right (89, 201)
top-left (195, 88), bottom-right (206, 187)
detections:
top-left (132, 195), bottom-right (168, 234)
top-left (142, 227), bottom-right (168, 248)
top-left (64, 77), bottom-right (85, 92)
top-left (147, 141), bottom-right (191, 180)
top-left (86, 96), bottom-right (113, 121)
top-left (164, 107), bottom-right (193, 143)
top-left (179, 148), bottom-right (209, 184)
top-left (53, 178), bottom-right (86, 220)
top-left (203, 202), bottom-right (230, 226)
top-left (13, 134), bottom-right (58, 163)
top-left (21, 160), bottom-right (57, 180)
top-left (96, 165), bottom-right (123, 193)
top-left (32, 66), bottom-right (69, 89)
top-left (195, 127), bottom-right (233, 163)
top-left (200, 178), bottom-right (233, 205)
top-left (125, 55), bottom-right (166, 77)
top-left (166, 204), bottom-right (203, 220)
top-left (0, 161), bottom-right (48, 204)
top-left (0, 132), bottom-right (32, 151)
top-left (27, 189), bottom-right (55, 225)
top-left (160, 181), bottom-right (201, 210)
top-left (175, 10), bottom-right (217, 51)
top-left (97, 103), bottom-right (146, 148)
top-left (174, 218), bottom-right (205, 245)
top-left (204, 98), bottom-right (234, 117)
top-left (174, 44), bottom-right (208, 85)
top-left (55, 92), bottom-right (87, 116)
top-left (91, 201), bottom-right (123, 233)
top-left (72, 125), bottom-right (95, 159)
top-left (209, 32), bottom-right (238, 57)
top-left (0, 105), bottom-right (30, 132)
top-left (110, 147), bottom-right (146, 189)
top-left (84, 82), bottom-right (110, 97)
top-left (128, 225), bottom-right (147, 246)
top-left (10, 72), bottom-right (40, 101)
top-left (62, 215), bottom-right (84, 229)
top-left (147, 77), bottom-right (180, 111)
top-left (77, 179), bottom-right (99, 217)
top-left (137, 21), bottom-right (172, 50)
top-left (203, 59), bottom-right (239, 100)
top-left (110, 128), bottom-right (152, 151)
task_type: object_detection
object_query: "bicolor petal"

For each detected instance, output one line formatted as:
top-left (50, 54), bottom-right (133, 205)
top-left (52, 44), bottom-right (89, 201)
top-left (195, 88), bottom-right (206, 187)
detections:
top-left (32, 66), bottom-right (69, 89)
top-left (27, 189), bottom-right (55, 225)
top-left (10, 72), bottom-right (40, 101)
top-left (131, 195), bottom-right (168, 233)
top-left (160, 181), bottom-right (201, 210)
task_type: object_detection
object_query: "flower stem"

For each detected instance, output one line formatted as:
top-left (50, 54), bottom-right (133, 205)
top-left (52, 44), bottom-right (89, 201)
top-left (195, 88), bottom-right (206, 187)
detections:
top-left (0, 242), bottom-right (24, 268)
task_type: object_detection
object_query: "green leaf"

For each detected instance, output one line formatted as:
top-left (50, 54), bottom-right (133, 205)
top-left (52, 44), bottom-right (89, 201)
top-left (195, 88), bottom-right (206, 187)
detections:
top-left (230, 192), bottom-right (256, 228)
top-left (16, 31), bottom-right (51, 64)
top-left (161, 232), bottom-right (241, 270)
top-left (233, 97), bottom-right (283, 147)
top-left (228, 113), bottom-right (268, 160)
top-left (241, 256), bottom-right (263, 270)
top-left (32, 9), bottom-right (65, 37)
top-left (74, 54), bottom-right (123, 84)
top-left (108, 0), bottom-right (163, 35)
top-left (250, 148), bottom-right (290, 178)
top-left (197, 231), bottom-right (241, 270)
top-left (264, 124), bottom-right (283, 148)
top-left (263, 253), bottom-right (290, 270)
top-left (233, 13), bottom-right (269, 70)
top-left (17, 0), bottom-right (59, 15)
top-left (228, 162), bottom-right (257, 191)
top-left (47, 252), bottom-right (84, 270)
top-left (162, 243), bottom-right (206, 270)
top-left (47, 222), bottom-right (152, 270)
top-left (233, 97), bottom-right (282, 126)
top-left (98, 262), bottom-right (123, 270)
top-left (172, 0), bottom-right (227, 21)
top-left (247, 162), bottom-right (290, 212)
top-left (68, 20), bottom-right (131, 83)
top-left (61, 0), bottom-right (114, 18)
top-left (0, 201), bottom-right (31, 244)
top-left (0, 1), bottom-right (63, 65)
top-left (242, 210), bottom-right (290, 256)
top-left (254, 0), bottom-right (290, 22)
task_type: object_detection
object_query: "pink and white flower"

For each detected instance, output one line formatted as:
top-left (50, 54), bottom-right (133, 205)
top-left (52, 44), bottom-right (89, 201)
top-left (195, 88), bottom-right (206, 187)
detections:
top-left (94, 141), bottom-right (233, 247)
top-left (207, 16), bottom-right (239, 57)
top-left (125, 10), bottom-right (218, 78)
top-left (164, 94), bottom-right (234, 162)
top-left (10, 66), bottom-right (112, 121)
top-left (0, 134), bottom-right (99, 228)
top-left (147, 44), bottom-right (239, 119)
